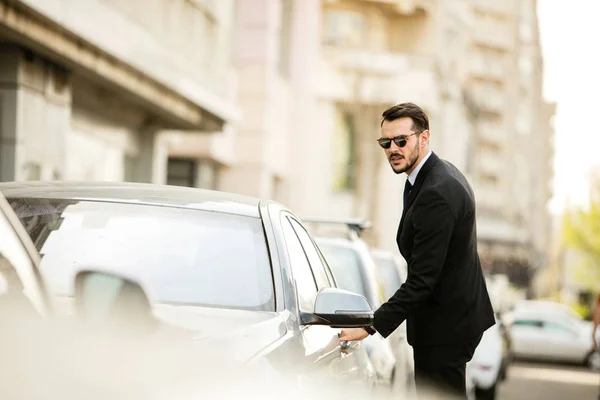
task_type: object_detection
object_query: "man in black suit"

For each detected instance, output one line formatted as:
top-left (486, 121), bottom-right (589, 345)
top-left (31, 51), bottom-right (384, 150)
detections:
top-left (340, 103), bottom-right (495, 398)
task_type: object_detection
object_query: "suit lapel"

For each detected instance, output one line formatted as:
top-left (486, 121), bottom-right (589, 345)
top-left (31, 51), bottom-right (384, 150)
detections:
top-left (398, 152), bottom-right (440, 233)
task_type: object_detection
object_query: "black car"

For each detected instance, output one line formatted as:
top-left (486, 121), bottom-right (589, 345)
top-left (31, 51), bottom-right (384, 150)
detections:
top-left (0, 181), bottom-right (377, 396)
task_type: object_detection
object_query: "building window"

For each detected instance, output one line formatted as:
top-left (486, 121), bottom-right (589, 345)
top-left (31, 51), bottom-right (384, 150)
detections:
top-left (167, 158), bottom-right (196, 188)
top-left (332, 109), bottom-right (355, 192)
top-left (518, 54), bottom-right (533, 76)
top-left (322, 10), bottom-right (366, 47)
top-left (24, 163), bottom-right (41, 180)
top-left (519, 21), bottom-right (533, 43)
top-left (166, 158), bottom-right (219, 189)
top-left (196, 160), bottom-right (219, 190)
top-left (124, 155), bottom-right (137, 182)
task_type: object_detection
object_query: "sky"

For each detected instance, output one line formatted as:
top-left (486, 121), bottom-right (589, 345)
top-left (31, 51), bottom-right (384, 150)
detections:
top-left (537, 0), bottom-right (600, 214)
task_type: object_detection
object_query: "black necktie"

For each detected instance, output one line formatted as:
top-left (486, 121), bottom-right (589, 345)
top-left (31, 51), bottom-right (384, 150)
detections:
top-left (403, 180), bottom-right (412, 208)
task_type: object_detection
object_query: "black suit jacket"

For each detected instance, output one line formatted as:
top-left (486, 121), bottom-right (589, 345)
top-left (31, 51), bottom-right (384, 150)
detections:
top-left (373, 152), bottom-right (495, 347)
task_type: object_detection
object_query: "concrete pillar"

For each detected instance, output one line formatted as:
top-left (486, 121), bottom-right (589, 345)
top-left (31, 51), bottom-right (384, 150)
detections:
top-left (286, 0), bottom-right (326, 214)
top-left (0, 45), bottom-right (24, 182)
top-left (0, 44), bottom-right (70, 182)
top-left (131, 127), bottom-right (162, 184)
top-left (222, 0), bottom-right (280, 199)
top-left (0, 50), bottom-right (19, 182)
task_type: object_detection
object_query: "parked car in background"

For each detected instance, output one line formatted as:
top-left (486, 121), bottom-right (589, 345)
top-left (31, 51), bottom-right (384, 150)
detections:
top-left (467, 318), bottom-right (511, 400)
top-left (507, 300), bottom-right (600, 371)
top-left (1, 181), bottom-right (379, 395)
top-left (370, 249), bottom-right (415, 394)
top-left (302, 218), bottom-right (413, 395)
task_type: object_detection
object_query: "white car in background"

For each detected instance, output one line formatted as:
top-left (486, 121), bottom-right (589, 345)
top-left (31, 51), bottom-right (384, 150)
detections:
top-left (467, 321), bottom-right (510, 400)
top-left (507, 300), bottom-right (600, 371)
top-left (300, 218), bottom-right (408, 394)
top-left (314, 236), bottom-right (398, 391)
top-left (370, 249), bottom-right (416, 395)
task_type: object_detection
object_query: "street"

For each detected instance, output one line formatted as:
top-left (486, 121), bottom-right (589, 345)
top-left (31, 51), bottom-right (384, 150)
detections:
top-left (498, 361), bottom-right (599, 400)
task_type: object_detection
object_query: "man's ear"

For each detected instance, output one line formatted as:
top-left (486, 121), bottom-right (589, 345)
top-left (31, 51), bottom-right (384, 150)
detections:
top-left (420, 130), bottom-right (431, 145)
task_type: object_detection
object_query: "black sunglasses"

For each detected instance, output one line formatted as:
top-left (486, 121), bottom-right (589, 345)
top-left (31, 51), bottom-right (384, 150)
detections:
top-left (377, 132), bottom-right (419, 149)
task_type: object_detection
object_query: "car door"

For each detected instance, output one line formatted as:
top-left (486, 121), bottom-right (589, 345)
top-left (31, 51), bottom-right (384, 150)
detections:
top-left (510, 318), bottom-right (547, 358)
top-left (0, 196), bottom-right (48, 318)
top-left (280, 214), bottom-right (372, 387)
top-left (0, 195), bottom-right (54, 397)
top-left (536, 319), bottom-right (587, 362)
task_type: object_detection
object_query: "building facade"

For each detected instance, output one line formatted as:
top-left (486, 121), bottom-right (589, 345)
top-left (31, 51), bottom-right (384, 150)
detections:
top-left (0, 0), bottom-right (239, 185)
top-left (463, 0), bottom-right (555, 285)
top-left (0, 0), bottom-right (555, 287)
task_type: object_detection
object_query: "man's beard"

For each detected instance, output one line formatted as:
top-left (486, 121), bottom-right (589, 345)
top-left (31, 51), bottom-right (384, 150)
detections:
top-left (390, 145), bottom-right (420, 174)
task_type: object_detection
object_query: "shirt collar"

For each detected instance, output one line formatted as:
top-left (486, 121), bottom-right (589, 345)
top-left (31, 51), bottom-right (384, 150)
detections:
top-left (407, 150), bottom-right (432, 186)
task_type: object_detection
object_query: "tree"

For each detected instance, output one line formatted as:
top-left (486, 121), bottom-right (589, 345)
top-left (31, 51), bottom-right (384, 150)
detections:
top-left (562, 181), bottom-right (600, 291)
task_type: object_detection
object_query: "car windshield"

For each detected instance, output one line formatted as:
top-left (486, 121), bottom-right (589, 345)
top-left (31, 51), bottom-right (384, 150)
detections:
top-left (8, 198), bottom-right (274, 311)
top-left (317, 242), bottom-right (367, 299)
top-left (372, 255), bottom-right (403, 300)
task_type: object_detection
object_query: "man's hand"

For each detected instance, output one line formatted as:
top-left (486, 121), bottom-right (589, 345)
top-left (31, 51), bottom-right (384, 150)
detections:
top-left (339, 328), bottom-right (369, 342)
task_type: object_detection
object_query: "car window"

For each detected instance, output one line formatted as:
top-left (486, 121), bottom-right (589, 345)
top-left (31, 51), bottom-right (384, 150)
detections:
top-left (315, 245), bottom-right (337, 287)
top-left (513, 319), bottom-right (543, 328)
top-left (317, 241), bottom-right (366, 299)
top-left (281, 216), bottom-right (318, 311)
top-left (9, 198), bottom-right (274, 312)
top-left (0, 206), bottom-right (45, 316)
top-left (543, 321), bottom-right (575, 334)
top-left (372, 255), bottom-right (403, 300)
top-left (289, 218), bottom-right (332, 289)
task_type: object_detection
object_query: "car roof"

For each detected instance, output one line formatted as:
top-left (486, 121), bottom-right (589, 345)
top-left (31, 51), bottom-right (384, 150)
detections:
top-left (514, 300), bottom-right (571, 311)
top-left (0, 181), bottom-right (262, 218)
top-left (314, 236), bottom-right (357, 249)
top-left (510, 302), bottom-right (582, 320)
top-left (370, 248), bottom-right (401, 260)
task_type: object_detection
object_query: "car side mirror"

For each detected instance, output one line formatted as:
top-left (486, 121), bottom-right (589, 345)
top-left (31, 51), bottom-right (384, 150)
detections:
top-left (301, 288), bottom-right (374, 328)
top-left (74, 270), bottom-right (156, 333)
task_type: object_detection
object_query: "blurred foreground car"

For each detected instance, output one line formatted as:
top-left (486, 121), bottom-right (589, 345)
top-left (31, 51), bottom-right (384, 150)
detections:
top-left (1, 181), bottom-right (378, 395)
top-left (0, 189), bottom-right (178, 398)
top-left (302, 218), bottom-right (412, 394)
top-left (508, 300), bottom-right (600, 371)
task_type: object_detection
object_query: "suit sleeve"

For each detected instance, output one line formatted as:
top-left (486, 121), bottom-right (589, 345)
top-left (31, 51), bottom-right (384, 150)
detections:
top-left (373, 189), bottom-right (456, 338)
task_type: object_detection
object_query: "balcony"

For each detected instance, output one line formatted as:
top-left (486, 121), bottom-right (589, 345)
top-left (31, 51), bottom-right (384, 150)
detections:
top-left (470, 0), bottom-right (517, 16)
top-left (325, 47), bottom-right (414, 75)
top-left (470, 85), bottom-right (505, 114)
top-left (472, 23), bottom-right (515, 51)
top-left (360, 0), bottom-right (434, 15)
top-left (473, 184), bottom-right (504, 213)
top-left (469, 55), bottom-right (507, 82)
top-left (477, 122), bottom-right (504, 145)
top-left (318, 48), bottom-right (441, 112)
top-left (475, 152), bottom-right (504, 179)
top-left (477, 216), bottom-right (530, 246)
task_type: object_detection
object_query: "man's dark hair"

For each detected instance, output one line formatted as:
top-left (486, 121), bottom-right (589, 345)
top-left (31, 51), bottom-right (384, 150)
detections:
top-left (381, 102), bottom-right (429, 132)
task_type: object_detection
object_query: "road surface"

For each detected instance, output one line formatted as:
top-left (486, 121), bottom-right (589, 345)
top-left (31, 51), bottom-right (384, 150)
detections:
top-left (498, 361), bottom-right (599, 399)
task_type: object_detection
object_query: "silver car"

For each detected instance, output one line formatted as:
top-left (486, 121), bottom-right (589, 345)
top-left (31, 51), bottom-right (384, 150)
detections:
top-left (1, 181), bottom-right (380, 397)
top-left (301, 218), bottom-right (410, 394)
top-left (370, 248), bottom-right (416, 395)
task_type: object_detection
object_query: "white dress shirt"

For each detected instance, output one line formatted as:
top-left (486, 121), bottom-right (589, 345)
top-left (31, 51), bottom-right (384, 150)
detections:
top-left (407, 150), bottom-right (432, 185)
